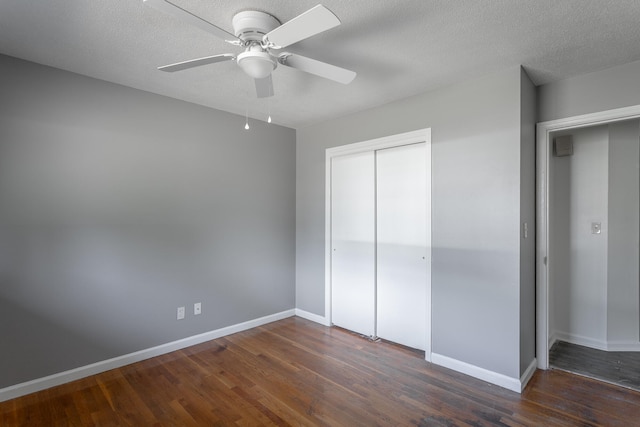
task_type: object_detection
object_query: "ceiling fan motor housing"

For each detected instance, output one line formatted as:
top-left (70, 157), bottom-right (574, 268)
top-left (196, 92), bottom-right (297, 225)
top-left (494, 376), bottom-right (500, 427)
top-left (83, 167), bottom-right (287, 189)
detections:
top-left (232, 10), bottom-right (280, 42)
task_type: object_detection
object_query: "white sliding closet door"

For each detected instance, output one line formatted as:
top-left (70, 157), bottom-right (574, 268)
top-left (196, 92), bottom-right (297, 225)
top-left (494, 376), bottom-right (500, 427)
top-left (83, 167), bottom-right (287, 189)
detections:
top-left (376, 142), bottom-right (428, 350)
top-left (330, 152), bottom-right (376, 337)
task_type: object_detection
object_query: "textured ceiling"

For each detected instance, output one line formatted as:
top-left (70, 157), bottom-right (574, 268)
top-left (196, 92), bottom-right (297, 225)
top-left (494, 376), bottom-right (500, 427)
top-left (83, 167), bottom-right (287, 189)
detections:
top-left (1, 1), bottom-right (640, 129)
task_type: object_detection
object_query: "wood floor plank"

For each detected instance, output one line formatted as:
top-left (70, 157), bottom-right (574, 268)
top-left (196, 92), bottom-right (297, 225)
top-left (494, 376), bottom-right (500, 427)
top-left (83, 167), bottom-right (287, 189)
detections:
top-left (2, 316), bottom-right (640, 426)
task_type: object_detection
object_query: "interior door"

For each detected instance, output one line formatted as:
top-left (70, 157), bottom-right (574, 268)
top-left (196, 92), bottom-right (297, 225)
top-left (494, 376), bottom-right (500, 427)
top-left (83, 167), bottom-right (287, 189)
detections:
top-left (376, 142), bottom-right (428, 350)
top-left (330, 151), bottom-right (376, 337)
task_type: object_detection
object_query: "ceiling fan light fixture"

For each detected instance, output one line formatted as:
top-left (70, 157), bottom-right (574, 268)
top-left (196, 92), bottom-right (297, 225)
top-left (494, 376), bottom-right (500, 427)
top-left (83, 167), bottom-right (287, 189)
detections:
top-left (237, 51), bottom-right (277, 79)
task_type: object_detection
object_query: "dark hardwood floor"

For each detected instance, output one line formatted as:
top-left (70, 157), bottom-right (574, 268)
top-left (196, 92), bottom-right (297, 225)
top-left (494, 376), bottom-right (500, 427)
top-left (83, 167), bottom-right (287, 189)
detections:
top-left (2, 317), bottom-right (640, 426)
top-left (550, 340), bottom-right (640, 392)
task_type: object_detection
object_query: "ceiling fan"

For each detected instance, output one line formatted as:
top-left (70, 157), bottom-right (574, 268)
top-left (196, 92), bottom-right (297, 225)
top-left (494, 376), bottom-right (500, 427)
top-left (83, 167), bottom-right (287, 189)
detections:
top-left (144, 0), bottom-right (357, 98)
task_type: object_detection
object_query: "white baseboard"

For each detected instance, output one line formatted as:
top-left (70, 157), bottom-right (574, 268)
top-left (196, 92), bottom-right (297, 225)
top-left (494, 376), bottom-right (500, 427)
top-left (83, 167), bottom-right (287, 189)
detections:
top-left (548, 332), bottom-right (558, 349)
top-left (520, 358), bottom-right (537, 392)
top-left (294, 308), bottom-right (330, 326)
top-left (555, 331), bottom-right (608, 351)
top-left (431, 353), bottom-right (522, 393)
top-left (606, 341), bottom-right (640, 351)
top-left (553, 331), bottom-right (640, 351)
top-left (0, 309), bottom-right (295, 403)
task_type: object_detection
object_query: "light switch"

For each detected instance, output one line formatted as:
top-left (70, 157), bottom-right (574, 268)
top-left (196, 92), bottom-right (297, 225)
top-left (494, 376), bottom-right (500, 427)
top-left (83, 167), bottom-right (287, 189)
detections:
top-left (591, 222), bottom-right (601, 234)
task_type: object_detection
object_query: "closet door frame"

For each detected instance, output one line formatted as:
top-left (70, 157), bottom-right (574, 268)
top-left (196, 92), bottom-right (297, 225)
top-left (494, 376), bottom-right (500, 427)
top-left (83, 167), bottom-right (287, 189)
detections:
top-left (325, 128), bottom-right (432, 361)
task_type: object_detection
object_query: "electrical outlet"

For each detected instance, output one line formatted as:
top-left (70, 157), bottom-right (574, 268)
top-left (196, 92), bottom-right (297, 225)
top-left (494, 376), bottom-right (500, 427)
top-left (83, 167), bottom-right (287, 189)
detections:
top-left (194, 302), bottom-right (201, 315)
top-left (177, 306), bottom-right (185, 320)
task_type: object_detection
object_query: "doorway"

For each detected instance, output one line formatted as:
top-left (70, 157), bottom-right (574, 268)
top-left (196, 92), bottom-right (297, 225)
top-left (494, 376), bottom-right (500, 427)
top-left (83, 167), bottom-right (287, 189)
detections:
top-left (325, 129), bottom-right (432, 359)
top-left (537, 106), bottom-right (640, 389)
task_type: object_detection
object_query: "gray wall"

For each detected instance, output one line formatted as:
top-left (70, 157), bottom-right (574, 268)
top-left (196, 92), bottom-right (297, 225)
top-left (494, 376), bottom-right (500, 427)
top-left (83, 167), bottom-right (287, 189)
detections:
top-left (551, 125), bottom-right (610, 345)
top-left (519, 69), bottom-right (537, 374)
top-left (0, 54), bottom-right (296, 389)
top-left (607, 120), bottom-right (639, 344)
top-left (296, 67), bottom-right (535, 379)
top-left (538, 59), bottom-right (640, 122)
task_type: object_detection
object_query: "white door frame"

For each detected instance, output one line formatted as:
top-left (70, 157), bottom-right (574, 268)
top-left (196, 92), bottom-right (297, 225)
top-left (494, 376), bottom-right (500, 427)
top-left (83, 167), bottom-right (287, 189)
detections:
top-left (325, 128), bottom-right (432, 361)
top-left (536, 105), bottom-right (640, 369)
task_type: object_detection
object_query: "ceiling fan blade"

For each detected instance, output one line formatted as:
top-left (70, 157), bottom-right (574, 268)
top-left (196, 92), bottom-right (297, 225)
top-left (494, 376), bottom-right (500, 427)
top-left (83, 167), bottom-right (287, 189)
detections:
top-left (279, 53), bottom-right (356, 84)
top-left (144, 0), bottom-right (241, 44)
top-left (255, 75), bottom-right (274, 98)
top-left (158, 54), bottom-right (235, 72)
top-left (264, 4), bottom-right (340, 48)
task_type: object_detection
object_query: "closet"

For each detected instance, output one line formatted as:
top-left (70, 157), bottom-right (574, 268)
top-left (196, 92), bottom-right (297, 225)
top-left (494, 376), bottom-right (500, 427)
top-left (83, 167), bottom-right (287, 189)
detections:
top-left (328, 130), bottom-right (431, 351)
